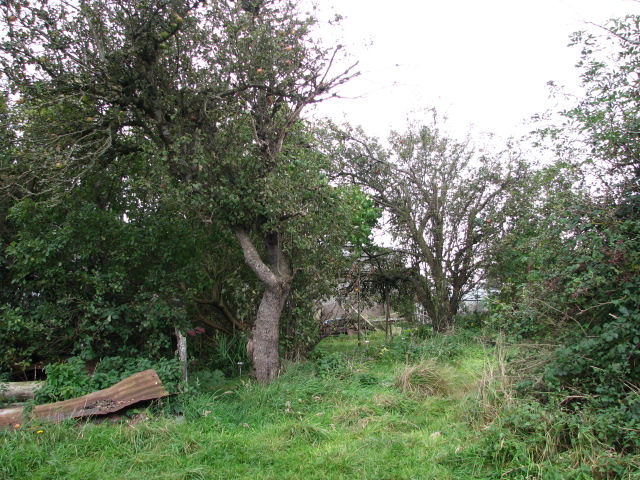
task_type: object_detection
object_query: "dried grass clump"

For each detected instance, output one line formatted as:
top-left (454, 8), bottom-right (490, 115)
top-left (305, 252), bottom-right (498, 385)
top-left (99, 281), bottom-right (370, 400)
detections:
top-left (476, 334), bottom-right (554, 424)
top-left (395, 360), bottom-right (453, 398)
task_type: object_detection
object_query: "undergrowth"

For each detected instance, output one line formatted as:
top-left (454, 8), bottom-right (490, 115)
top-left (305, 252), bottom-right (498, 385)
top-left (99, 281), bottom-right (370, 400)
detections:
top-left (2, 330), bottom-right (639, 479)
top-left (34, 355), bottom-right (182, 403)
top-left (467, 335), bottom-right (640, 479)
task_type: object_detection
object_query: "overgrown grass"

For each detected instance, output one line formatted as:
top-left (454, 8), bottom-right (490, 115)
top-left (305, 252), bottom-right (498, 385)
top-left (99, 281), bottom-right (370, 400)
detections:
top-left (2, 330), bottom-right (639, 479)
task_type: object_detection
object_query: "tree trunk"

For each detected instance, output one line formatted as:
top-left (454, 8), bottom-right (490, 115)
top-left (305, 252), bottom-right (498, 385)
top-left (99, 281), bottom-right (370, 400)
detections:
top-left (252, 282), bottom-right (290, 382)
top-left (234, 227), bottom-right (293, 384)
top-left (1, 381), bottom-right (44, 401)
top-left (423, 295), bottom-right (456, 333)
top-left (413, 270), bottom-right (459, 333)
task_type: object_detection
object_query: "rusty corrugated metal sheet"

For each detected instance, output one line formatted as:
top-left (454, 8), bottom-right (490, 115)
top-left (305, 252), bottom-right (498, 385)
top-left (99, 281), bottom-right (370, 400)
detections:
top-left (0, 406), bottom-right (22, 428)
top-left (0, 369), bottom-right (169, 428)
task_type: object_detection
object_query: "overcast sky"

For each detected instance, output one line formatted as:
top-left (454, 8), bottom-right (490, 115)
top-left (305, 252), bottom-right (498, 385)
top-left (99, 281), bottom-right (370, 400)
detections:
top-left (311, 0), bottom-right (640, 140)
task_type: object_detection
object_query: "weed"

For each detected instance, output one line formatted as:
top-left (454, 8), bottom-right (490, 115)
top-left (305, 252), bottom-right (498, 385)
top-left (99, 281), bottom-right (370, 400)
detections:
top-left (312, 350), bottom-right (351, 378)
top-left (34, 355), bottom-right (182, 403)
top-left (34, 357), bottom-right (93, 402)
top-left (284, 421), bottom-right (330, 444)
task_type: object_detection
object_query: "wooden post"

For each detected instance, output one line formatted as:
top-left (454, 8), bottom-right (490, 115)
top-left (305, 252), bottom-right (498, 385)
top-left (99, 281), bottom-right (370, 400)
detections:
top-left (356, 271), bottom-right (361, 348)
top-left (175, 326), bottom-right (188, 384)
top-left (385, 284), bottom-right (391, 339)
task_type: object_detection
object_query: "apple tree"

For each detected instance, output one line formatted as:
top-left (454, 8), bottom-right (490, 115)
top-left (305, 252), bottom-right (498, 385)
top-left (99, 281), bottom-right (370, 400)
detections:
top-left (0, 0), bottom-right (367, 382)
top-left (330, 118), bottom-right (527, 331)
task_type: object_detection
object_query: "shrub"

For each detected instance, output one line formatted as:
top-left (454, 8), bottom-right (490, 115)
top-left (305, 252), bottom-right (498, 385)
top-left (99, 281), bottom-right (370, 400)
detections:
top-left (34, 357), bottom-right (93, 403)
top-left (34, 355), bottom-right (182, 403)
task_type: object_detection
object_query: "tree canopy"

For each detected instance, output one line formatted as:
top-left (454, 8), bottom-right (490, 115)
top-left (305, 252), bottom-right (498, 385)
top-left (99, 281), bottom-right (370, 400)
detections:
top-left (328, 117), bottom-right (528, 331)
top-left (0, 0), bottom-right (374, 383)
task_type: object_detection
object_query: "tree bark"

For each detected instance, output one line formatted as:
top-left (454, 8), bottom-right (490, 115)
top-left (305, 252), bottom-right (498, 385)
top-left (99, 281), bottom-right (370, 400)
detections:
top-left (252, 282), bottom-right (290, 382)
top-left (234, 227), bottom-right (293, 383)
top-left (1, 381), bottom-right (44, 401)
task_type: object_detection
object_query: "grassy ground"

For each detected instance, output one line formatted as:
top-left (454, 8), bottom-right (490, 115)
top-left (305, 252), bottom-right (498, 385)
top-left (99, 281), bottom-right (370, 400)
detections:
top-left (2, 331), bottom-right (638, 479)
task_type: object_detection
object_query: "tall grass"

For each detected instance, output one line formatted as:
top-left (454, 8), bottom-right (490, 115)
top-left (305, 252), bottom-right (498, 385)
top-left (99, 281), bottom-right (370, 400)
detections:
top-left (2, 330), bottom-right (639, 479)
top-left (475, 333), bottom-right (515, 424)
top-left (394, 360), bottom-right (454, 398)
top-left (468, 334), bottom-right (640, 479)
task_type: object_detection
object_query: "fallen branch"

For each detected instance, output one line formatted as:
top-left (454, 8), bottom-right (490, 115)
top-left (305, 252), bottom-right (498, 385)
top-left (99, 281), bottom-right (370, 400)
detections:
top-left (1, 381), bottom-right (44, 401)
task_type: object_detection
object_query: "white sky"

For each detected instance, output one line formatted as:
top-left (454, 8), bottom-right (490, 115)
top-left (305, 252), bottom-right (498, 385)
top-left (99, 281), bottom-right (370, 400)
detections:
top-left (311, 0), bottom-right (640, 140)
top-left (3, 1), bottom-right (637, 142)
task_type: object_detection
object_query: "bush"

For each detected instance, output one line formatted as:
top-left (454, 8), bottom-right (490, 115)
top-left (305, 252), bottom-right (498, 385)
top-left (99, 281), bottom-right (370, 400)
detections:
top-left (34, 355), bottom-right (182, 403)
top-left (455, 312), bottom-right (488, 330)
top-left (476, 397), bottom-right (640, 479)
top-left (34, 357), bottom-right (93, 403)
